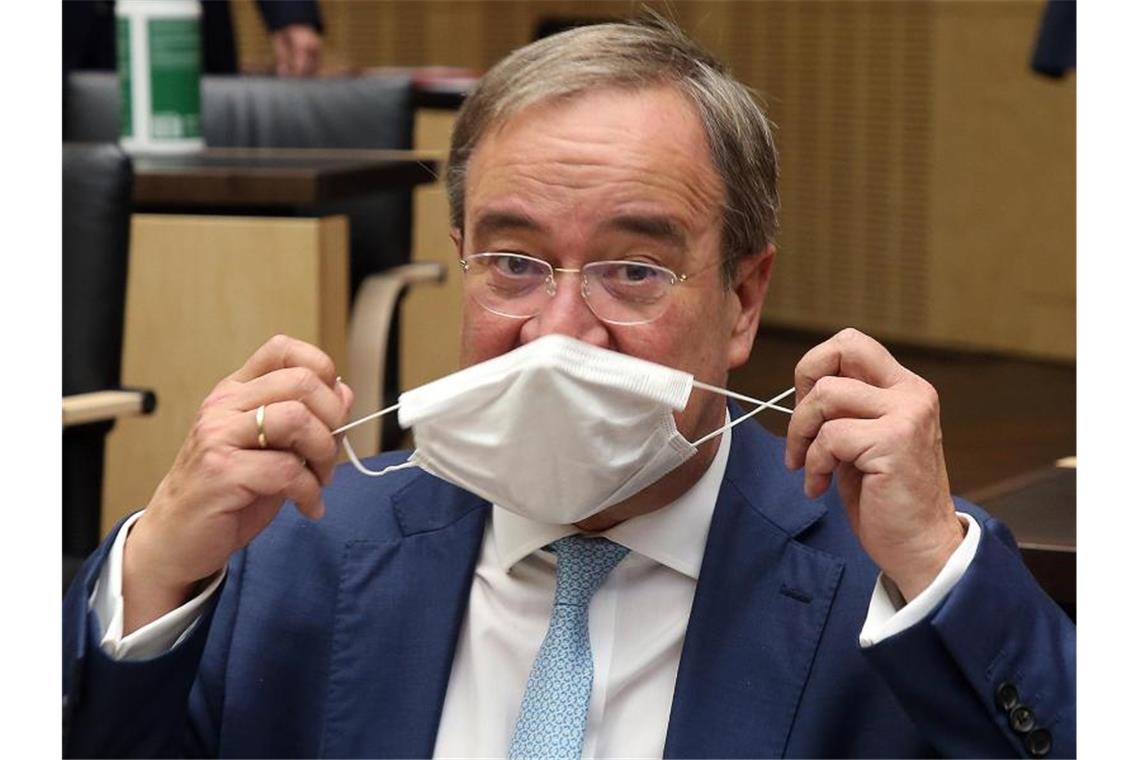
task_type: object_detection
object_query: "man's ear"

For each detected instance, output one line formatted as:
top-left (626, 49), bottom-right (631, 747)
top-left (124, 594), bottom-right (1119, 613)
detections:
top-left (450, 228), bottom-right (463, 257)
top-left (727, 243), bottom-right (777, 369)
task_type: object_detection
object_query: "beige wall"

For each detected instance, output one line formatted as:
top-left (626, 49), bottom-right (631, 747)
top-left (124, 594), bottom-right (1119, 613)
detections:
top-left (234, 0), bottom-right (1074, 361)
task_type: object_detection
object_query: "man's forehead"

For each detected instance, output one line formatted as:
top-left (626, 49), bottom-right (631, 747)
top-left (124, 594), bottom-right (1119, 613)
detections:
top-left (478, 83), bottom-right (707, 153)
top-left (471, 207), bottom-right (690, 250)
top-left (484, 80), bottom-right (694, 134)
top-left (463, 85), bottom-right (724, 231)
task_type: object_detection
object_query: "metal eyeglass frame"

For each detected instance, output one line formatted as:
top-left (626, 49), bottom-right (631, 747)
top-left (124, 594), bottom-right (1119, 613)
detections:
top-left (458, 251), bottom-right (718, 326)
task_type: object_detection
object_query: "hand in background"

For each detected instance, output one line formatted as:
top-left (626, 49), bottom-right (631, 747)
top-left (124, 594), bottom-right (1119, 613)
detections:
top-left (785, 328), bottom-right (964, 602)
top-left (272, 23), bottom-right (321, 77)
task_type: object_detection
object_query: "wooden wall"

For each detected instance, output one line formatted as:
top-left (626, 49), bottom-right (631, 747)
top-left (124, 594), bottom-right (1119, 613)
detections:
top-left (233, 0), bottom-right (1075, 361)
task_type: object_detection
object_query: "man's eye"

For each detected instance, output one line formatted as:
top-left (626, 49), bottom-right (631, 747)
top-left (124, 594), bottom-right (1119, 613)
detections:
top-left (496, 255), bottom-right (541, 277)
top-left (616, 264), bottom-right (659, 283)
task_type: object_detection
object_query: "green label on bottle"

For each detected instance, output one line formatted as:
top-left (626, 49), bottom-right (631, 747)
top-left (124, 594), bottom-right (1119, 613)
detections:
top-left (147, 17), bottom-right (201, 140)
top-left (115, 17), bottom-right (132, 138)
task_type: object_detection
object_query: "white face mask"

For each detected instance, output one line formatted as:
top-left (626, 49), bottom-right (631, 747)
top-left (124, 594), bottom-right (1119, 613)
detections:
top-left (338, 334), bottom-right (793, 525)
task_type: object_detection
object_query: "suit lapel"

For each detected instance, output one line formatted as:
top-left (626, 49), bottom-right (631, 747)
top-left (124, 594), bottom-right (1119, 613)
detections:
top-left (664, 423), bottom-right (845, 758)
top-left (317, 418), bottom-right (842, 757)
top-left (319, 473), bottom-right (488, 758)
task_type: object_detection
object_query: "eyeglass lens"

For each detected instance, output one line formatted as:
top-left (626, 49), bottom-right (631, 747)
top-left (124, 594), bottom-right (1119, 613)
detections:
top-left (462, 253), bottom-right (676, 325)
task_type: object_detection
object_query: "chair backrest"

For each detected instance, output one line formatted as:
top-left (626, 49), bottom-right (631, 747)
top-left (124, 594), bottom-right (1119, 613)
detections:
top-left (62, 143), bottom-right (133, 575)
top-left (65, 70), bottom-right (414, 148)
top-left (203, 75), bottom-right (414, 150)
top-left (63, 143), bottom-right (133, 400)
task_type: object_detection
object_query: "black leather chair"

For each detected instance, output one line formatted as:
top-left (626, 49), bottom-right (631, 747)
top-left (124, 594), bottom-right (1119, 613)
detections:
top-left (64, 72), bottom-right (443, 454)
top-left (62, 143), bottom-right (155, 593)
top-left (62, 72), bottom-right (119, 142)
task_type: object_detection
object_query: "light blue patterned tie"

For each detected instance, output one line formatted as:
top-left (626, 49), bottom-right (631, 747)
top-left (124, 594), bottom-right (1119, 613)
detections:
top-left (508, 535), bottom-right (630, 760)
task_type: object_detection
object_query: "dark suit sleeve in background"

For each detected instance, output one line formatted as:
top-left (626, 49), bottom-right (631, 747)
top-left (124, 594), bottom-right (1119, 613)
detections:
top-left (1031, 0), bottom-right (1077, 78)
top-left (256, 0), bottom-right (323, 34)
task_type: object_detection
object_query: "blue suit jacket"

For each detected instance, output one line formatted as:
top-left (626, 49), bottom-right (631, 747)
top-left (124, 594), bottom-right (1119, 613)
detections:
top-left (63, 420), bottom-right (1075, 757)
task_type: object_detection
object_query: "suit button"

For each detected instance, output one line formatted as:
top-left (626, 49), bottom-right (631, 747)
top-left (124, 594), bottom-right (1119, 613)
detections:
top-left (995, 681), bottom-right (1020, 712)
top-left (1026, 728), bottom-right (1052, 757)
top-left (1010, 705), bottom-right (1036, 734)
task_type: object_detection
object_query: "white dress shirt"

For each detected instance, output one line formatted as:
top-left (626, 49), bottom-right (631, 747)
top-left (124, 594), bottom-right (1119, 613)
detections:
top-left (91, 422), bottom-right (980, 757)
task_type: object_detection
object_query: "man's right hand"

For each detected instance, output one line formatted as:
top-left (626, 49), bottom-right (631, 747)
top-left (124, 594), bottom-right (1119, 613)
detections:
top-left (121, 335), bottom-right (354, 635)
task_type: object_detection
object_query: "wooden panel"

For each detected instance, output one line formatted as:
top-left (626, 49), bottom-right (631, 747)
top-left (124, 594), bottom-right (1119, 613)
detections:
top-left (401, 108), bottom-right (464, 390)
top-left (230, 0), bottom-right (274, 72)
top-left (747, 2), bottom-right (935, 342)
top-left (926, 2), bottom-right (1076, 359)
top-left (102, 214), bottom-right (348, 533)
top-left (233, 1), bottom-right (1074, 361)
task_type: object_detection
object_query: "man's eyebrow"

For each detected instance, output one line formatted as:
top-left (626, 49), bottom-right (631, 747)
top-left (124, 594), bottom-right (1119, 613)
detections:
top-left (471, 210), bottom-right (547, 241)
top-left (603, 214), bottom-right (688, 249)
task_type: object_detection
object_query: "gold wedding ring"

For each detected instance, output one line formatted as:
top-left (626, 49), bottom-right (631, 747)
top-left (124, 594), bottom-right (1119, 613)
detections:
top-left (255, 404), bottom-right (268, 449)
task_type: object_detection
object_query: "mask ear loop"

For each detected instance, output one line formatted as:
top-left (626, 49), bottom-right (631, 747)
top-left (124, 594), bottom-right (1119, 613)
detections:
top-left (332, 403), bottom-right (420, 477)
top-left (689, 384), bottom-right (796, 447)
top-left (332, 384), bottom-right (797, 475)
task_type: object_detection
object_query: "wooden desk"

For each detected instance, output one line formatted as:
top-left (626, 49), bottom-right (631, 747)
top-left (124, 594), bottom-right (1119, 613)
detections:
top-left (967, 463), bottom-right (1076, 617)
top-left (132, 149), bottom-right (439, 209)
top-left (102, 150), bottom-right (439, 534)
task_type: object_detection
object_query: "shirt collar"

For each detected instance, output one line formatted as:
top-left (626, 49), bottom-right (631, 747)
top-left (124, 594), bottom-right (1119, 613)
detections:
top-left (491, 412), bottom-right (732, 580)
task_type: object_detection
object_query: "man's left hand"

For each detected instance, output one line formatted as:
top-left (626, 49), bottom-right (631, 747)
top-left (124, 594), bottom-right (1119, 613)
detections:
top-left (272, 24), bottom-right (322, 77)
top-left (785, 328), bottom-right (964, 602)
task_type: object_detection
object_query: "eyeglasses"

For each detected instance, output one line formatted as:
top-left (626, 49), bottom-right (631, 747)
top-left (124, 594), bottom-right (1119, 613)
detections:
top-left (459, 252), bottom-right (714, 326)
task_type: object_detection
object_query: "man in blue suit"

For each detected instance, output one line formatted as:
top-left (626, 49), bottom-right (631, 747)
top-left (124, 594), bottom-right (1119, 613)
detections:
top-left (63, 18), bottom-right (1075, 758)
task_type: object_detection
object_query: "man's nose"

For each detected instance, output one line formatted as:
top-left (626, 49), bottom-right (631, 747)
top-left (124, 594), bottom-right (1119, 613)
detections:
top-left (522, 271), bottom-right (610, 347)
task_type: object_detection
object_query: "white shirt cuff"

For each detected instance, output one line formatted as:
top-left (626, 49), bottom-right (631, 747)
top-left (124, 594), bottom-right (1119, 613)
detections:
top-left (88, 511), bottom-right (226, 661)
top-left (858, 513), bottom-right (980, 647)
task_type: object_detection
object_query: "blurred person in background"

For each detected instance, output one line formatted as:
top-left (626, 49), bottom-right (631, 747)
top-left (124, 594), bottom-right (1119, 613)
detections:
top-left (62, 0), bottom-right (322, 79)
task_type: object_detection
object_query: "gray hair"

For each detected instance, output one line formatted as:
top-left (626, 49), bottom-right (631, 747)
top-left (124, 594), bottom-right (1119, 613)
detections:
top-left (445, 16), bottom-right (780, 286)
